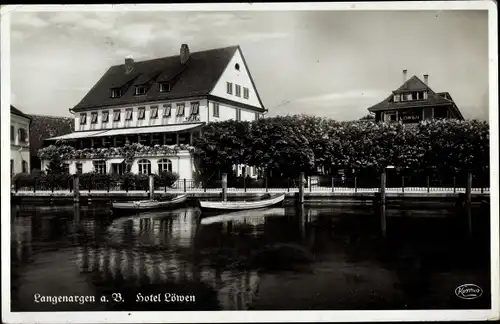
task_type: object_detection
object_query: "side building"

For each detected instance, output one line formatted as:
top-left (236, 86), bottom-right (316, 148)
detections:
top-left (42, 44), bottom-right (266, 179)
top-left (367, 70), bottom-right (464, 123)
top-left (10, 105), bottom-right (31, 176)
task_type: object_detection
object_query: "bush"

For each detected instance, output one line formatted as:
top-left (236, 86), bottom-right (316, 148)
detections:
top-left (154, 171), bottom-right (179, 188)
top-left (12, 173), bottom-right (36, 188)
top-left (13, 171), bottom-right (72, 190)
top-left (79, 172), bottom-right (114, 190)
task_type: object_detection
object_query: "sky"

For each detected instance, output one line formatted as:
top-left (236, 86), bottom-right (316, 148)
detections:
top-left (9, 9), bottom-right (489, 121)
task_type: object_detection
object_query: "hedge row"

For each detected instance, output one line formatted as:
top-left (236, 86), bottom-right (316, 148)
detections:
top-left (12, 171), bottom-right (179, 191)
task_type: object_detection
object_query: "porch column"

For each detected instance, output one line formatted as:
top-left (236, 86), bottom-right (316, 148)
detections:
top-left (125, 136), bottom-right (129, 144)
top-left (90, 138), bottom-right (94, 148)
top-left (113, 136), bottom-right (117, 147)
top-left (189, 132), bottom-right (193, 146)
top-left (176, 133), bottom-right (179, 145)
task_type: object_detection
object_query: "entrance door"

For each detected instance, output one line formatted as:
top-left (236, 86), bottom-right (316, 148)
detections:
top-left (111, 163), bottom-right (124, 175)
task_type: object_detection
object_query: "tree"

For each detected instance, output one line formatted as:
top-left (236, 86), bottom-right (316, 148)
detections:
top-left (359, 114), bottom-right (375, 121)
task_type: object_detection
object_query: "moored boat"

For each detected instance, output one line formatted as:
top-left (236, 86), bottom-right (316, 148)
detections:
top-left (111, 194), bottom-right (188, 215)
top-left (199, 193), bottom-right (286, 212)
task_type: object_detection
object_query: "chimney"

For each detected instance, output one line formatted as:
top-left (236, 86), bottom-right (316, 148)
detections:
top-left (423, 74), bottom-right (429, 85)
top-left (125, 55), bottom-right (134, 74)
top-left (403, 69), bottom-right (408, 83)
top-left (180, 44), bottom-right (190, 64)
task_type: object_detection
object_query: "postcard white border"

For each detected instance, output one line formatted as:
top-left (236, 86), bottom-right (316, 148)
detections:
top-left (1, 1), bottom-right (499, 323)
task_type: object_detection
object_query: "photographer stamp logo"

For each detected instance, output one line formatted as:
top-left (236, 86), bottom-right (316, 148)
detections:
top-left (455, 284), bottom-right (483, 300)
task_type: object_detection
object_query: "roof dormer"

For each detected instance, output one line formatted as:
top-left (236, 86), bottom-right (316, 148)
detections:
top-left (159, 82), bottom-right (171, 93)
top-left (134, 85), bottom-right (147, 96)
top-left (110, 88), bottom-right (123, 98)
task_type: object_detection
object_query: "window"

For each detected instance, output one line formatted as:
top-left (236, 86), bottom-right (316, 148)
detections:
top-left (158, 159), bottom-right (172, 173)
top-left (113, 109), bottom-right (121, 122)
top-left (102, 110), bottom-right (109, 123)
top-left (138, 135), bottom-right (148, 145)
top-left (163, 104), bottom-right (171, 117)
top-left (235, 85), bottom-right (241, 97)
top-left (93, 160), bottom-right (106, 174)
top-left (423, 91), bottom-right (428, 100)
top-left (243, 87), bottom-right (249, 99)
top-left (135, 86), bottom-right (146, 96)
top-left (190, 102), bottom-right (200, 115)
top-left (63, 163), bottom-right (70, 174)
top-left (235, 63), bottom-right (240, 71)
top-left (255, 112), bottom-right (260, 120)
top-left (434, 107), bottom-right (448, 119)
top-left (151, 134), bottom-right (161, 145)
top-left (18, 128), bottom-right (27, 142)
top-left (226, 82), bottom-right (233, 95)
top-left (236, 108), bottom-right (241, 121)
top-left (384, 111), bottom-right (397, 122)
top-left (394, 94), bottom-right (401, 102)
top-left (213, 103), bottom-right (220, 117)
top-left (138, 159), bottom-right (151, 175)
top-left (176, 104), bottom-right (185, 116)
top-left (159, 83), bottom-right (171, 93)
top-left (10, 126), bottom-right (14, 141)
top-left (76, 162), bottom-right (83, 174)
top-left (115, 136), bottom-right (124, 146)
top-left (111, 88), bottom-right (122, 98)
top-left (138, 107), bottom-right (146, 120)
top-left (150, 106), bottom-right (158, 119)
top-left (125, 108), bottom-right (133, 120)
top-left (91, 112), bottom-right (98, 124)
top-left (22, 160), bottom-right (28, 173)
top-left (80, 113), bottom-right (87, 125)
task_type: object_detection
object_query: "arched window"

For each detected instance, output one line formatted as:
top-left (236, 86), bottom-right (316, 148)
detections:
top-left (137, 159), bottom-right (151, 175)
top-left (21, 160), bottom-right (28, 173)
top-left (158, 159), bottom-right (172, 174)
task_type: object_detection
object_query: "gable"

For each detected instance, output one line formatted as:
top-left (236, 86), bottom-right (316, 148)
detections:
top-left (209, 47), bottom-right (264, 110)
top-left (393, 76), bottom-right (432, 93)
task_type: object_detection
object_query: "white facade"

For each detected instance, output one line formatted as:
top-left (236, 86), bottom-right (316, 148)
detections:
top-left (209, 47), bottom-right (264, 109)
top-left (10, 112), bottom-right (31, 176)
top-left (42, 151), bottom-right (195, 179)
top-left (74, 99), bottom-right (262, 132)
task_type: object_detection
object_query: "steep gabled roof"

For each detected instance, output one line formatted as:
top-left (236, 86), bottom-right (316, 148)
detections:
top-left (10, 105), bottom-right (30, 120)
top-left (368, 75), bottom-right (459, 113)
top-left (73, 45), bottom-right (240, 111)
top-left (393, 76), bottom-right (430, 93)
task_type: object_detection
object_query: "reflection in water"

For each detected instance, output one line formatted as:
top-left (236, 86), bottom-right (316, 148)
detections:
top-left (10, 203), bottom-right (491, 311)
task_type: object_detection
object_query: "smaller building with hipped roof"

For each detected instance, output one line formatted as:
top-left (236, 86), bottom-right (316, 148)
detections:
top-left (367, 70), bottom-right (464, 123)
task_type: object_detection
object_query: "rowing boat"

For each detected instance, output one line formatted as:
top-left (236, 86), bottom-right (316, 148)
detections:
top-left (199, 193), bottom-right (285, 212)
top-left (111, 194), bottom-right (188, 214)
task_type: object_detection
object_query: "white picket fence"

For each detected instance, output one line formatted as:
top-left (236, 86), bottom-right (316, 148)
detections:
top-left (11, 186), bottom-right (490, 195)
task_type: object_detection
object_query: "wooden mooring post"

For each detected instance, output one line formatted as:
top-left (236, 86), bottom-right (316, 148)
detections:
top-left (298, 172), bottom-right (305, 204)
top-left (149, 174), bottom-right (155, 200)
top-left (466, 171), bottom-right (473, 237)
top-left (73, 174), bottom-right (80, 205)
top-left (380, 169), bottom-right (387, 237)
top-left (221, 173), bottom-right (228, 202)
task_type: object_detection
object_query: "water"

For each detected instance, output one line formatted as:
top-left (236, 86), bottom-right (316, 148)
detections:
top-left (10, 203), bottom-right (491, 311)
